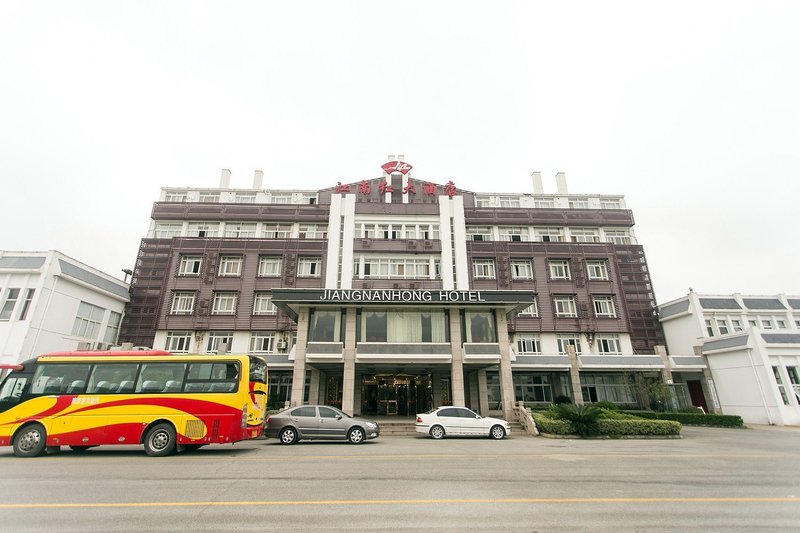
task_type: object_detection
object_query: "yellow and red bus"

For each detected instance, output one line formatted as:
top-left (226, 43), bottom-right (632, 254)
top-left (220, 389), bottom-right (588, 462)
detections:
top-left (0, 350), bottom-right (267, 457)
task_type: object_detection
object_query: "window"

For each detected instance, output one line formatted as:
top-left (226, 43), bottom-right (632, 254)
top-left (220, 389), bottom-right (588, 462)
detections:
top-left (716, 319), bottom-right (729, 335)
top-left (298, 224), bottom-right (327, 239)
top-left (170, 292), bottom-right (196, 315)
top-left (297, 257), bottom-right (322, 277)
top-left (731, 319), bottom-right (743, 332)
top-left (511, 260), bottom-right (533, 280)
top-left (30, 364), bottom-right (91, 395)
top-left (475, 196), bottom-right (492, 207)
top-left (136, 362), bottom-right (189, 393)
top-left (301, 194), bottom-right (317, 205)
top-left (567, 197), bottom-right (589, 209)
top-left (253, 292), bottom-right (277, 315)
top-left (263, 224), bottom-right (291, 238)
top-left (0, 288), bottom-right (20, 321)
top-left (534, 227), bottom-right (563, 242)
top-left (212, 292), bottom-right (238, 315)
top-left (224, 223), bottom-right (257, 238)
top-left (534, 198), bottom-right (555, 208)
top-left (499, 227), bottom-right (529, 242)
top-left (605, 230), bottom-right (632, 245)
top-left (378, 224), bottom-right (401, 239)
top-left (570, 228), bottom-right (600, 243)
top-left (87, 363), bottom-right (138, 394)
top-left (498, 197), bottom-right (520, 208)
top-left (359, 310), bottom-right (448, 342)
top-left (516, 334), bottom-right (541, 354)
top-left (154, 223), bottom-right (183, 238)
top-left (514, 373), bottom-right (552, 403)
top-left (187, 222), bottom-right (219, 237)
top-left (199, 193), bottom-right (220, 203)
top-left (465, 311), bottom-right (496, 342)
top-left (748, 319), bottom-right (758, 327)
top-left (592, 296), bottom-right (616, 318)
top-left (271, 194), bottom-right (292, 204)
top-left (258, 256), bottom-right (282, 277)
top-left (581, 374), bottom-right (636, 404)
top-left (761, 319), bottom-right (774, 330)
top-left (165, 331), bottom-right (192, 353)
top-left (235, 194), bottom-right (256, 204)
top-left (777, 320), bottom-right (787, 329)
top-left (308, 310), bottom-right (342, 342)
top-left (557, 334), bottom-right (582, 355)
top-left (178, 255), bottom-right (202, 276)
top-left (548, 260), bottom-right (571, 280)
top-left (250, 332), bottom-right (276, 354)
top-left (473, 259), bottom-right (496, 279)
top-left (705, 319), bottom-right (715, 336)
top-left (358, 257), bottom-right (433, 279)
top-left (787, 367), bottom-right (800, 404)
top-left (773, 367), bottom-right (790, 405)
top-left (796, 320), bottom-right (800, 329)
top-left (554, 295), bottom-right (577, 317)
top-left (586, 260), bottom-right (609, 280)
top-left (600, 199), bottom-right (622, 209)
top-left (164, 191), bottom-right (187, 202)
top-left (596, 334), bottom-right (622, 354)
top-left (517, 298), bottom-right (539, 317)
top-left (206, 331), bottom-right (234, 354)
top-left (104, 311), bottom-right (122, 343)
top-left (71, 302), bottom-right (105, 338)
top-left (218, 255), bottom-right (243, 276)
top-left (17, 289), bottom-right (35, 320)
top-left (466, 226), bottom-right (492, 241)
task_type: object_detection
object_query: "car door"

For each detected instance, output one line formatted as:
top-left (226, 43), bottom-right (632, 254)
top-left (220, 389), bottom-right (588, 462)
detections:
top-left (456, 407), bottom-right (485, 436)
top-left (436, 408), bottom-right (462, 435)
top-left (288, 406), bottom-right (319, 438)
top-left (318, 406), bottom-right (348, 440)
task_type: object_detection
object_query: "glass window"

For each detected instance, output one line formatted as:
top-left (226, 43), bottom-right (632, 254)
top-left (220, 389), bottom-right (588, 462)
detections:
top-left (309, 310), bottom-right (341, 342)
top-left (212, 292), bottom-right (238, 315)
top-left (187, 222), bottom-right (219, 237)
top-left (498, 197), bottom-right (520, 208)
top-left (466, 226), bottom-right (491, 241)
top-left (499, 227), bottom-right (529, 242)
top-left (516, 334), bottom-right (541, 354)
top-left (87, 363), bottom-right (139, 394)
top-left (31, 364), bottom-right (92, 395)
top-left (250, 332), bottom-right (275, 354)
top-left (593, 296), bottom-right (616, 318)
top-left (206, 331), bottom-right (234, 354)
top-left (731, 319), bottom-right (743, 332)
top-left (761, 319), bottom-right (774, 330)
top-left (263, 224), bottom-right (291, 238)
top-left (154, 223), bottom-right (183, 238)
top-left (165, 331), bottom-right (192, 353)
top-left (568, 197), bottom-right (589, 209)
top-left (71, 301), bottom-right (105, 338)
top-left (298, 224), bottom-right (328, 239)
top-left (716, 319), bottom-right (729, 335)
top-left (258, 256), bottom-right (282, 277)
top-left (360, 310), bottom-right (447, 343)
top-left (319, 406), bottom-right (341, 419)
top-left (234, 194), bottom-right (256, 204)
top-left (0, 375), bottom-right (29, 404)
top-left (553, 295), bottom-right (577, 317)
top-left (298, 257), bottom-right (322, 277)
top-left (218, 256), bottom-right (243, 276)
top-left (465, 311), bottom-right (496, 343)
top-left (224, 223), bottom-right (257, 238)
top-left (605, 230), bottom-right (632, 245)
top-left (170, 291), bottom-right (196, 315)
top-left (17, 289), bottom-right (35, 320)
top-left (199, 193), bottom-right (219, 203)
top-left (164, 191), bottom-right (187, 202)
top-left (557, 334), bottom-right (582, 355)
top-left (580, 374), bottom-right (636, 404)
top-left (534, 227), bottom-right (563, 242)
top-left (0, 288), bottom-right (20, 321)
top-left (517, 299), bottom-right (539, 317)
top-left (104, 311), bottom-right (122, 343)
top-left (548, 260), bottom-right (571, 280)
top-left (511, 260), bottom-right (533, 280)
top-left (772, 367), bottom-right (790, 405)
top-left (291, 406), bottom-right (317, 417)
top-left (596, 334), bottom-right (622, 354)
top-left (438, 408), bottom-right (460, 417)
top-left (586, 260), bottom-right (609, 280)
top-left (137, 363), bottom-right (188, 393)
top-left (253, 292), bottom-right (276, 315)
top-left (534, 198), bottom-right (555, 208)
top-left (600, 199), bottom-right (622, 209)
top-left (705, 319), bottom-right (715, 336)
top-left (178, 255), bottom-right (202, 276)
top-left (472, 259), bottom-right (496, 279)
top-left (185, 361), bottom-right (239, 393)
top-left (569, 228), bottom-right (600, 243)
top-left (514, 373), bottom-right (553, 403)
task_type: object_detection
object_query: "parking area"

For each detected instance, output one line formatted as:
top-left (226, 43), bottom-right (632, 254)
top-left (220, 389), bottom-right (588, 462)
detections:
top-left (1, 426), bottom-right (799, 531)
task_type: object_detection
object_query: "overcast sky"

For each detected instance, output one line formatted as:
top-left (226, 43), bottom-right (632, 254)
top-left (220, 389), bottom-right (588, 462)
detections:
top-left (1, 1), bottom-right (798, 304)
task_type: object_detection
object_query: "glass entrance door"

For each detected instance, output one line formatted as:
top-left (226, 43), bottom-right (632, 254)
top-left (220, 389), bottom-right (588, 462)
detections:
top-left (360, 374), bottom-right (432, 416)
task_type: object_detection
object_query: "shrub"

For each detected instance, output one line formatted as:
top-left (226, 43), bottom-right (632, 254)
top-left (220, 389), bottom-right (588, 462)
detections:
top-left (597, 408), bottom-right (641, 420)
top-left (625, 411), bottom-right (744, 428)
top-left (531, 413), bottom-right (573, 435)
top-left (593, 400), bottom-right (619, 411)
top-left (554, 395), bottom-right (572, 405)
top-left (597, 419), bottom-right (681, 436)
top-left (553, 403), bottom-right (601, 437)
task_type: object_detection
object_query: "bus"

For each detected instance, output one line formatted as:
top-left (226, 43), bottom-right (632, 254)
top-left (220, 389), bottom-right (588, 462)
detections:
top-left (0, 350), bottom-right (267, 457)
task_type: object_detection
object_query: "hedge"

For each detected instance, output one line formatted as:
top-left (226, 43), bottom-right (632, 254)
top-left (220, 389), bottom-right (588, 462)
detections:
top-left (532, 412), bottom-right (681, 437)
top-left (625, 411), bottom-right (744, 428)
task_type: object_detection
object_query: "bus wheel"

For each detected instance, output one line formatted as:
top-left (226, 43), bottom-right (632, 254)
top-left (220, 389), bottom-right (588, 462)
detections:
top-left (144, 423), bottom-right (177, 457)
top-left (13, 424), bottom-right (47, 457)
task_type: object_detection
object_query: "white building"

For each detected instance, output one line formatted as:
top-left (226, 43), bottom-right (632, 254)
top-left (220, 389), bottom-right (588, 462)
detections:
top-left (659, 291), bottom-right (800, 425)
top-left (0, 251), bottom-right (130, 367)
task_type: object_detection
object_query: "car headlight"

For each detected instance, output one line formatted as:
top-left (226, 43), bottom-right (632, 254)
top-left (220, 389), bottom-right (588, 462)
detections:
top-left (365, 422), bottom-right (377, 428)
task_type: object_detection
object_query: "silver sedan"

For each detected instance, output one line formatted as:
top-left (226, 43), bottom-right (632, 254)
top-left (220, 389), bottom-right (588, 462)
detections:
top-left (265, 405), bottom-right (380, 444)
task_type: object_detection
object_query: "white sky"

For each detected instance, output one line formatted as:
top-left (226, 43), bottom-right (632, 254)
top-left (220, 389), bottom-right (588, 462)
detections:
top-left (1, 1), bottom-right (798, 304)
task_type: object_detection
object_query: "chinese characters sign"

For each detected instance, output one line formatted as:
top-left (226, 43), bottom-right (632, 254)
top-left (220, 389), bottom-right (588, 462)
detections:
top-left (333, 161), bottom-right (457, 198)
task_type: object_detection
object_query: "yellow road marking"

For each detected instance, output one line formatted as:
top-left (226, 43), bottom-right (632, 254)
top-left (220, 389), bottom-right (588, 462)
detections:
top-left (0, 497), bottom-right (798, 509)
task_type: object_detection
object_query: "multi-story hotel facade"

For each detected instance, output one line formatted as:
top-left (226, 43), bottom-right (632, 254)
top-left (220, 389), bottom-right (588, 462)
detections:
top-left (120, 158), bottom-right (675, 418)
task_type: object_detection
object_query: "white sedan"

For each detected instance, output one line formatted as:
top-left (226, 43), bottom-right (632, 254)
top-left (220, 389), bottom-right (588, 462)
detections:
top-left (415, 406), bottom-right (511, 439)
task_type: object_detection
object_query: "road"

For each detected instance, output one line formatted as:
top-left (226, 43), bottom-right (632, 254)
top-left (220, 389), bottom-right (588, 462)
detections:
top-left (0, 426), bottom-right (799, 531)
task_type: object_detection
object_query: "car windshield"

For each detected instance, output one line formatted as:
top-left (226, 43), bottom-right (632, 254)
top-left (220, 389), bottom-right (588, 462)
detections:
top-left (424, 408), bottom-right (439, 414)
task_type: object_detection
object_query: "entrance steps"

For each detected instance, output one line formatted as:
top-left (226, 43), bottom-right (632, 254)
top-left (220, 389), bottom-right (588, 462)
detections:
top-left (374, 418), bottom-right (528, 437)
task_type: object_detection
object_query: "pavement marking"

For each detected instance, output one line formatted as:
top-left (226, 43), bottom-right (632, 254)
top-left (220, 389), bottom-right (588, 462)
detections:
top-left (1, 497), bottom-right (798, 509)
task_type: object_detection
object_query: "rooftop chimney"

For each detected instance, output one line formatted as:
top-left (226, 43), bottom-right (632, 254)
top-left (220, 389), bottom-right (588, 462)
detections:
top-left (219, 169), bottom-right (231, 189)
top-left (253, 170), bottom-right (264, 189)
top-left (531, 171), bottom-right (543, 194)
top-left (555, 172), bottom-right (568, 194)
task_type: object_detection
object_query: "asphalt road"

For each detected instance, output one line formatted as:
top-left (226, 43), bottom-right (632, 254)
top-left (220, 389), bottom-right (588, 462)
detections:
top-left (1, 426), bottom-right (799, 532)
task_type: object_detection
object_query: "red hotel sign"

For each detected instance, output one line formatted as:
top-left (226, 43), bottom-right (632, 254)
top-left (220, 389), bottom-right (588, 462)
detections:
top-left (381, 161), bottom-right (413, 174)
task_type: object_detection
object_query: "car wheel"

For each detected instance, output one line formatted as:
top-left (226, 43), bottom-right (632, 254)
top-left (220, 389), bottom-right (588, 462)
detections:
top-left (279, 427), bottom-right (298, 445)
top-left (13, 424), bottom-right (47, 457)
top-left (348, 427), bottom-right (365, 444)
top-left (429, 425), bottom-right (445, 440)
top-left (143, 423), bottom-right (177, 457)
top-left (490, 424), bottom-right (506, 439)
top-left (69, 445), bottom-right (94, 453)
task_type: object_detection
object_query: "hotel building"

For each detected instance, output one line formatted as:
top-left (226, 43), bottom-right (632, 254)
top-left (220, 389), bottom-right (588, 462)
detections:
top-left (120, 158), bottom-right (675, 418)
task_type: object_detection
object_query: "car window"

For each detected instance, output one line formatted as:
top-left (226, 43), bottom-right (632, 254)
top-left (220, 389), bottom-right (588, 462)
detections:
top-left (457, 408), bottom-right (478, 418)
top-left (319, 407), bottom-right (340, 419)
top-left (290, 406), bottom-right (317, 417)
top-left (438, 408), bottom-right (459, 417)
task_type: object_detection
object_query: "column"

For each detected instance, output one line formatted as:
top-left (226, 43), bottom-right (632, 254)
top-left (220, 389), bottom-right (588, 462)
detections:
top-left (289, 309), bottom-right (310, 406)
top-left (495, 312), bottom-right (515, 417)
top-left (467, 372), bottom-right (479, 412)
top-left (566, 345), bottom-right (584, 405)
top-left (353, 374), bottom-right (362, 415)
top-left (432, 373), bottom-right (441, 406)
top-left (309, 368), bottom-right (321, 406)
top-left (478, 369), bottom-right (490, 415)
top-left (449, 311), bottom-right (466, 407)
top-left (340, 308), bottom-right (357, 415)
top-left (655, 345), bottom-right (674, 384)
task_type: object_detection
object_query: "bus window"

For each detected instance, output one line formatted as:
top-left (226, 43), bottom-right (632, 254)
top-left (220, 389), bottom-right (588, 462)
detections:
top-left (0, 375), bottom-right (29, 404)
top-left (185, 362), bottom-right (239, 392)
top-left (87, 364), bottom-right (139, 394)
top-left (249, 356), bottom-right (267, 384)
top-left (30, 364), bottom-right (91, 395)
top-left (136, 363), bottom-right (187, 393)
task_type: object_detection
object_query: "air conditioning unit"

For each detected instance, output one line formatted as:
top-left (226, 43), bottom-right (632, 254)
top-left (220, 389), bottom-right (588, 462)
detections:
top-left (362, 240), bottom-right (371, 247)
top-left (407, 240), bottom-right (417, 247)
top-left (424, 240), bottom-right (432, 247)
top-left (276, 339), bottom-right (288, 351)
